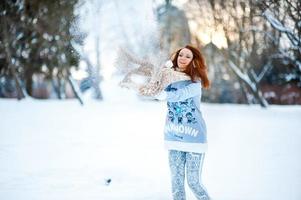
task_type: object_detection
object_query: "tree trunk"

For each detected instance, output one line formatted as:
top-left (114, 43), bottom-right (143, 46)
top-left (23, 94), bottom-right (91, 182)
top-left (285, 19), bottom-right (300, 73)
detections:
top-left (228, 60), bottom-right (269, 108)
top-left (10, 67), bottom-right (25, 100)
top-left (25, 69), bottom-right (34, 96)
top-left (95, 36), bottom-right (103, 100)
top-left (67, 73), bottom-right (84, 105)
top-left (3, 20), bottom-right (25, 100)
top-left (57, 76), bottom-right (63, 99)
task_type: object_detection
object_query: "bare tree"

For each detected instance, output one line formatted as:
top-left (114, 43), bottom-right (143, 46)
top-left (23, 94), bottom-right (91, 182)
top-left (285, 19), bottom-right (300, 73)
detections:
top-left (77, 0), bottom-right (104, 100)
top-left (258, 0), bottom-right (301, 85)
top-left (156, 0), bottom-right (191, 55)
top-left (185, 0), bottom-right (273, 107)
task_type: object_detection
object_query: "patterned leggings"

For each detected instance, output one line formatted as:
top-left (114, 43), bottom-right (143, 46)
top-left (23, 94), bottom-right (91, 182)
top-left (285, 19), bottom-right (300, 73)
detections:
top-left (168, 150), bottom-right (210, 200)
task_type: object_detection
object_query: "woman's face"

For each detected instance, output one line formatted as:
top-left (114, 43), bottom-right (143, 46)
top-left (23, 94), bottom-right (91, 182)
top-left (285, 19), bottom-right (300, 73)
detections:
top-left (177, 48), bottom-right (193, 71)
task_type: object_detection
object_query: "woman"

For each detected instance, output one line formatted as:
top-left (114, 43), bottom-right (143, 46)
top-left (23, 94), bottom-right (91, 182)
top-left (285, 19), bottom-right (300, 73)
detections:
top-left (163, 45), bottom-right (211, 200)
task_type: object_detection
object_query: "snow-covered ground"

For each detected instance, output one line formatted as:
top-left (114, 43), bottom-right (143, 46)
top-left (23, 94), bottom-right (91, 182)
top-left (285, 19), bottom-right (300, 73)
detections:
top-left (1, 79), bottom-right (301, 200)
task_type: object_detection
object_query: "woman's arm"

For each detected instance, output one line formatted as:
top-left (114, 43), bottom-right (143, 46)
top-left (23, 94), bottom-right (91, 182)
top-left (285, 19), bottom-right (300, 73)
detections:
top-left (166, 82), bottom-right (201, 102)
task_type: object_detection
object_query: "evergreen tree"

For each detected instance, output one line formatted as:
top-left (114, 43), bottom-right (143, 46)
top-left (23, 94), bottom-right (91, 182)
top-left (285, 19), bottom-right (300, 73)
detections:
top-left (0, 0), bottom-right (85, 99)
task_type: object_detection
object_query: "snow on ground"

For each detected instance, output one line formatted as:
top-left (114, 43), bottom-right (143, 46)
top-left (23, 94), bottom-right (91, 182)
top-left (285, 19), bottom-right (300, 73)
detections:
top-left (1, 79), bottom-right (301, 200)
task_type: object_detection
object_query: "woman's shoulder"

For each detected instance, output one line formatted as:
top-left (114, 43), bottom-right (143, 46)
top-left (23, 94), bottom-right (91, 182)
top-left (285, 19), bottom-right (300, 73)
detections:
top-left (169, 80), bottom-right (202, 87)
top-left (164, 80), bottom-right (186, 91)
top-left (171, 80), bottom-right (191, 87)
top-left (192, 79), bottom-right (202, 87)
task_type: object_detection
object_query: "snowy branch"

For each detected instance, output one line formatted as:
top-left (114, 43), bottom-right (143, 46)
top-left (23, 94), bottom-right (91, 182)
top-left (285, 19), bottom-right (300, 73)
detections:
top-left (262, 9), bottom-right (301, 52)
top-left (228, 59), bottom-right (256, 92)
top-left (241, 26), bottom-right (279, 45)
top-left (250, 61), bottom-right (273, 83)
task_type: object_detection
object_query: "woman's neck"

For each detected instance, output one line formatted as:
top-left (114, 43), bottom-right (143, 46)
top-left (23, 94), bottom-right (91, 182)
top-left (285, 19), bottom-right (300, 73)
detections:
top-left (175, 67), bottom-right (185, 72)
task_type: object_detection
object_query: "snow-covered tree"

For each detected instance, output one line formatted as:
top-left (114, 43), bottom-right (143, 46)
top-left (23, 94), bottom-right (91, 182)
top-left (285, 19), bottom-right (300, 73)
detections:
top-left (156, 0), bottom-right (191, 55)
top-left (0, 0), bottom-right (84, 103)
top-left (183, 0), bottom-right (282, 107)
top-left (258, 0), bottom-right (301, 86)
top-left (76, 0), bottom-right (104, 100)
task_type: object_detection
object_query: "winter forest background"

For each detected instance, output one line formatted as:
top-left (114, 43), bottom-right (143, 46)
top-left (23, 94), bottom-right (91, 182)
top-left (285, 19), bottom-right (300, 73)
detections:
top-left (1, 0), bottom-right (301, 200)
top-left (1, 0), bottom-right (300, 105)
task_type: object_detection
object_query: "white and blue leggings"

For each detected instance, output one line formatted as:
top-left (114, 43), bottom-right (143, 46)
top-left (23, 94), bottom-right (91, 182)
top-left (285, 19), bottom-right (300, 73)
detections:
top-left (168, 150), bottom-right (210, 200)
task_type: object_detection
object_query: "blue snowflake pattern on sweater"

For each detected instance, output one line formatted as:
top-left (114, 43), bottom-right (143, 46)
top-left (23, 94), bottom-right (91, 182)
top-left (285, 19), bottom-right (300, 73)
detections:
top-left (167, 99), bottom-right (197, 124)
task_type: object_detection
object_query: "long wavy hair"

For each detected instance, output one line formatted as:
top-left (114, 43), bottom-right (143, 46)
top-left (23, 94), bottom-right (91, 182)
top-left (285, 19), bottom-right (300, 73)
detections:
top-left (170, 45), bottom-right (210, 89)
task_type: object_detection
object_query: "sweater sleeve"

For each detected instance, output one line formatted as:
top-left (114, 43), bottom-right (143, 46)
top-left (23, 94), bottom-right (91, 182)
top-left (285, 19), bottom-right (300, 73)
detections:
top-left (166, 82), bottom-right (201, 102)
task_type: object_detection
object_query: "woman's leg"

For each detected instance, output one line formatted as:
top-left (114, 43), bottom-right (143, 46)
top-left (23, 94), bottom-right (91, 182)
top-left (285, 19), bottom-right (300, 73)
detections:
top-left (186, 152), bottom-right (210, 200)
top-left (168, 150), bottom-right (186, 200)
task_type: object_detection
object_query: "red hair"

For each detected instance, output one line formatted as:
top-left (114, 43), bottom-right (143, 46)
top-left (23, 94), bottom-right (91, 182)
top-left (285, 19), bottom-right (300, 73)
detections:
top-left (170, 45), bottom-right (210, 89)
